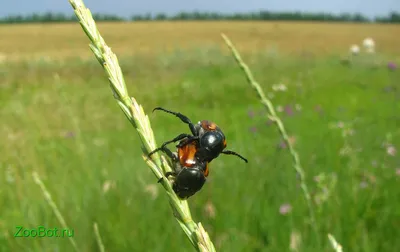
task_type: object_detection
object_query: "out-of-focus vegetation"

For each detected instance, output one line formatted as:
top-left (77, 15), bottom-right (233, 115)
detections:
top-left (1, 20), bottom-right (399, 251)
top-left (0, 11), bottom-right (400, 24)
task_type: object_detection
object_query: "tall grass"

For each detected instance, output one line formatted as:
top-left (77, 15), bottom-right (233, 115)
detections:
top-left (66, 0), bottom-right (215, 251)
top-left (0, 14), bottom-right (399, 252)
top-left (222, 33), bottom-right (319, 243)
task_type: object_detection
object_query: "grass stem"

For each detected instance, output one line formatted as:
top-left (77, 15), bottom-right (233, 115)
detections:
top-left (93, 223), bottom-right (105, 252)
top-left (32, 172), bottom-right (80, 252)
top-left (328, 233), bottom-right (343, 252)
top-left (221, 33), bottom-right (319, 243)
top-left (66, 0), bottom-right (217, 251)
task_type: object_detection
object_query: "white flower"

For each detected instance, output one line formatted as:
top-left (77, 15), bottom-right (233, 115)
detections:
top-left (363, 38), bottom-right (375, 53)
top-left (272, 83), bottom-right (287, 92)
top-left (278, 83), bottom-right (287, 91)
top-left (363, 38), bottom-right (375, 48)
top-left (339, 146), bottom-right (352, 156)
top-left (387, 145), bottom-right (396, 156)
top-left (350, 44), bottom-right (360, 55)
top-left (276, 105), bottom-right (283, 112)
top-left (102, 180), bottom-right (116, 194)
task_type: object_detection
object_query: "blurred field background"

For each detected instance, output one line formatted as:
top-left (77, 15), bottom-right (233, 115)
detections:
top-left (1, 21), bottom-right (400, 252)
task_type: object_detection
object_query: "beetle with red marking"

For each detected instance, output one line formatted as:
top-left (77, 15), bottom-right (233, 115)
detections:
top-left (149, 107), bottom-right (248, 163)
top-left (149, 107), bottom-right (248, 198)
top-left (154, 141), bottom-right (209, 198)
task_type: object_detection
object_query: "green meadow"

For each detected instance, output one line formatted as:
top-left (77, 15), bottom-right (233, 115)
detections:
top-left (0, 21), bottom-right (400, 251)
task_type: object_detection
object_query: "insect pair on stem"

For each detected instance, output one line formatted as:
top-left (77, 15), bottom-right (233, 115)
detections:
top-left (148, 107), bottom-right (248, 198)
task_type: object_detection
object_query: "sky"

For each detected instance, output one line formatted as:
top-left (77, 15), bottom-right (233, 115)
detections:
top-left (1, 0), bottom-right (399, 18)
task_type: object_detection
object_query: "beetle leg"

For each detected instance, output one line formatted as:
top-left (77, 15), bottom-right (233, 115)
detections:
top-left (148, 133), bottom-right (192, 157)
top-left (157, 171), bottom-right (175, 183)
top-left (159, 146), bottom-right (178, 162)
top-left (176, 135), bottom-right (199, 148)
top-left (151, 145), bottom-right (180, 183)
top-left (221, 150), bottom-right (249, 163)
top-left (153, 107), bottom-right (197, 136)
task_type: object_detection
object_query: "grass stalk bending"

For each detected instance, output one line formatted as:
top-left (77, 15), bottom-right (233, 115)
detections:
top-left (60, 0), bottom-right (217, 251)
top-left (221, 33), bottom-right (319, 243)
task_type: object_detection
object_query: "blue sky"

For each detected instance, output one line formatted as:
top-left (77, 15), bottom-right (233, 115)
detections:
top-left (1, 0), bottom-right (399, 18)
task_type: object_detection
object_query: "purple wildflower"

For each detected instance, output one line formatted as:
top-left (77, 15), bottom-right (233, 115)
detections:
top-left (387, 62), bottom-right (397, 71)
top-left (277, 136), bottom-right (296, 149)
top-left (65, 131), bottom-right (75, 138)
top-left (383, 86), bottom-right (394, 93)
top-left (247, 110), bottom-right (255, 118)
top-left (314, 105), bottom-right (322, 113)
top-left (249, 127), bottom-right (257, 133)
top-left (279, 203), bottom-right (292, 215)
top-left (278, 140), bottom-right (287, 149)
top-left (285, 105), bottom-right (294, 116)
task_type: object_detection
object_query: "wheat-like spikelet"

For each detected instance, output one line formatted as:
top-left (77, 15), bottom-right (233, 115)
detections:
top-left (221, 33), bottom-right (319, 243)
top-left (63, 0), bottom-right (217, 251)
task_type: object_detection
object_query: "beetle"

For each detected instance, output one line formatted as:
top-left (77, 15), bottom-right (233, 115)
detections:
top-left (148, 107), bottom-right (248, 164)
top-left (156, 141), bottom-right (209, 198)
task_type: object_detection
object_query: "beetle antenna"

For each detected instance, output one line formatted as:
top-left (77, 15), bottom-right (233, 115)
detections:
top-left (221, 150), bottom-right (248, 163)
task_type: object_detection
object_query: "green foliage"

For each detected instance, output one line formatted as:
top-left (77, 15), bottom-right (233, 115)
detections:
top-left (0, 12), bottom-right (123, 24)
top-left (2, 11), bottom-right (400, 24)
top-left (1, 49), bottom-right (399, 251)
top-left (375, 12), bottom-right (400, 23)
